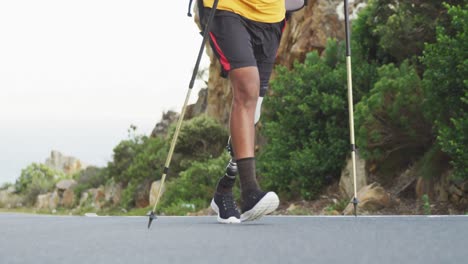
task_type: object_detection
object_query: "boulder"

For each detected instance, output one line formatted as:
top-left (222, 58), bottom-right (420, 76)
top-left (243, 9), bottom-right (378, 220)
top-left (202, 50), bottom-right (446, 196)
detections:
top-left (135, 181), bottom-right (152, 208)
top-left (56, 179), bottom-right (77, 190)
top-left (88, 187), bottom-right (105, 209)
top-left (36, 193), bottom-right (51, 209)
top-left (151, 111), bottom-right (179, 138)
top-left (339, 155), bottom-right (367, 199)
top-left (343, 182), bottom-right (391, 215)
top-left (149, 180), bottom-right (166, 207)
top-left (0, 189), bottom-right (22, 209)
top-left (61, 189), bottom-right (75, 208)
top-left (36, 191), bottom-right (59, 210)
top-left (45, 150), bottom-right (87, 175)
top-left (104, 181), bottom-right (122, 206)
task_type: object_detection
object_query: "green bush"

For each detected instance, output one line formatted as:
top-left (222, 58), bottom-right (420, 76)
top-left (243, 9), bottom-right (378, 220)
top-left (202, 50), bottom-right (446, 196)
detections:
top-left (259, 40), bottom-right (356, 200)
top-left (421, 4), bottom-right (468, 179)
top-left (73, 166), bottom-right (108, 200)
top-left (355, 61), bottom-right (431, 169)
top-left (170, 115), bottom-right (229, 173)
top-left (121, 180), bottom-right (137, 209)
top-left (353, 0), bottom-right (464, 65)
top-left (107, 126), bottom-right (148, 185)
top-left (122, 136), bottom-right (167, 183)
top-left (15, 163), bottom-right (64, 206)
top-left (159, 152), bottom-right (231, 215)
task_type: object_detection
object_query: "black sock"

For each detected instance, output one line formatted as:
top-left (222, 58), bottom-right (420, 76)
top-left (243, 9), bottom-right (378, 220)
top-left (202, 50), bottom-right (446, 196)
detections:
top-left (237, 157), bottom-right (260, 200)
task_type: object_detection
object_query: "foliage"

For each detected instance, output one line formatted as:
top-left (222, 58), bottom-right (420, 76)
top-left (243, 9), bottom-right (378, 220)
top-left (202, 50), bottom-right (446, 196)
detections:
top-left (421, 4), bottom-right (468, 179)
top-left (422, 194), bottom-right (432, 215)
top-left (159, 152), bottom-right (231, 215)
top-left (353, 0), bottom-right (464, 65)
top-left (171, 114), bottom-right (229, 170)
top-left (73, 166), bottom-right (108, 199)
top-left (355, 61), bottom-right (431, 167)
top-left (107, 126), bottom-right (149, 185)
top-left (14, 163), bottom-right (64, 206)
top-left (122, 137), bottom-right (167, 184)
top-left (121, 180), bottom-right (137, 209)
top-left (259, 40), bottom-right (357, 200)
top-left (324, 199), bottom-right (349, 213)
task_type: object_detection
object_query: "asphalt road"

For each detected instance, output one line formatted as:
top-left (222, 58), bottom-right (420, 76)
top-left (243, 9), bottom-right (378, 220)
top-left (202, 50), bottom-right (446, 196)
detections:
top-left (0, 213), bottom-right (467, 264)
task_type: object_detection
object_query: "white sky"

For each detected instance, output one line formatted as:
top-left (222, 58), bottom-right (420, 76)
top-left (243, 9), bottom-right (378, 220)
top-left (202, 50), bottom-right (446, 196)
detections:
top-left (0, 1), bottom-right (209, 184)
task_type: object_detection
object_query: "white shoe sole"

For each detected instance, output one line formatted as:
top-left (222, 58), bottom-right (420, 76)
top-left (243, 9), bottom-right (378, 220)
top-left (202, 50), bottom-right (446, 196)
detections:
top-left (210, 199), bottom-right (241, 224)
top-left (240, 192), bottom-right (279, 222)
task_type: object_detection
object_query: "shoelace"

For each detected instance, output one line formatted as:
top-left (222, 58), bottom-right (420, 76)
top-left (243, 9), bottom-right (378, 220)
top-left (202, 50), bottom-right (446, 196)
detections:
top-left (221, 194), bottom-right (237, 211)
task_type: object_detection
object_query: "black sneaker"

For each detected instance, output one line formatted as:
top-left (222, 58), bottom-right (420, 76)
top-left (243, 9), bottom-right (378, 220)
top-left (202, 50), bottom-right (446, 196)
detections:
top-left (240, 190), bottom-right (279, 222)
top-left (211, 192), bottom-right (241, 224)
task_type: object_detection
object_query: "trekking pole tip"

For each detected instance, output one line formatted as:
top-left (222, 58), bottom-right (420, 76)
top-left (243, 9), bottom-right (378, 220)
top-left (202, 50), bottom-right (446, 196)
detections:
top-left (147, 211), bottom-right (157, 229)
top-left (352, 197), bottom-right (359, 217)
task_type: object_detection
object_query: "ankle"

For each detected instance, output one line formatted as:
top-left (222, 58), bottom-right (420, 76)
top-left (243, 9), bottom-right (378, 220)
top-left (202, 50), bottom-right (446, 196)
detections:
top-left (216, 175), bottom-right (235, 194)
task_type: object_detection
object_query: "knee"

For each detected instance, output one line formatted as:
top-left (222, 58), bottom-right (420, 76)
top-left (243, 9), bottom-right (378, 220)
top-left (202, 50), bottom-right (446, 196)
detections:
top-left (230, 68), bottom-right (260, 108)
top-left (233, 82), bottom-right (258, 107)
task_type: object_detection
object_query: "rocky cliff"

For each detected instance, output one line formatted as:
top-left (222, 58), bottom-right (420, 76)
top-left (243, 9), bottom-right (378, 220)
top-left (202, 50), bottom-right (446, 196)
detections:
top-left (45, 150), bottom-right (87, 175)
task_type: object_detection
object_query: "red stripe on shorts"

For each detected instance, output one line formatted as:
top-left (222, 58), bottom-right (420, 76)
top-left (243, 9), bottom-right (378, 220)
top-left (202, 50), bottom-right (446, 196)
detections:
top-left (209, 32), bottom-right (231, 72)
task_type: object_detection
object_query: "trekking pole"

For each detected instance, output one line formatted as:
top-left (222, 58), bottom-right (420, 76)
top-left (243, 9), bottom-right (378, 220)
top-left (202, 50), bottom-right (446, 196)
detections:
top-left (147, 0), bottom-right (220, 229)
top-left (344, 0), bottom-right (359, 216)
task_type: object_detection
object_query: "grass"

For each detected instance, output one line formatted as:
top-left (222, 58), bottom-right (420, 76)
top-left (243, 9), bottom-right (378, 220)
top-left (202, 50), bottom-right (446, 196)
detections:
top-left (324, 199), bottom-right (349, 214)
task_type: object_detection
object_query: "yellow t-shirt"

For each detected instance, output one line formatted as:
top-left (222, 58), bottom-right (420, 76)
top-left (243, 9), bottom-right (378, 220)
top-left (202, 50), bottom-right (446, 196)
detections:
top-left (203, 0), bottom-right (285, 23)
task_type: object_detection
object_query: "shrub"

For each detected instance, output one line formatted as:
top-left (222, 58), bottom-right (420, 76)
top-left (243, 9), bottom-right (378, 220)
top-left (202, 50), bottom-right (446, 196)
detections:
top-left (107, 126), bottom-right (148, 185)
top-left (159, 152), bottom-right (231, 215)
top-left (170, 114), bottom-right (229, 172)
top-left (355, 61), bottom-right (432, 170)
top-left (421, 3), bottom-right (468, 179)
top-left (259, 40), bottom-right (355, 200)
top-left (353, 0), bottom-right (465, 65)
top-left (15, 163), bottom-right (63, 206)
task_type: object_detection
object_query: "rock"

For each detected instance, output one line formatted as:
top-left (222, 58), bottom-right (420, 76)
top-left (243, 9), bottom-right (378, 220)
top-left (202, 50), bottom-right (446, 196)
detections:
top-left (56, 179), bottom-right (77, 190)
top-left (450, 193), bottom-right (461, 204)
top-left (45, 151), bottom-right (87, 175)
top-left (36, 193), bottom-right (51, 209)
top-left (135, 181), bottom-right (152, 208)
top-left (61, 189), bottom-right (75, 208)
top-left (149, 180), bottom-right (166, 207)
top-left (104, 181), bottom-right (122, 206)
top-left (286, 203), bottom-right (297, 212)
top-left (434, 172), bottom-right (450, 202)
top-left (79, 192), bottom-right (89, 206)
top-left (277, 0), bottom-right (368, 68)
top-left (151, 111), bottom-right (179, 138)
top-left (0, 190), bottom-right (22, 209)
top-left (50, 191), bottom-right (60, 209)
top-left (416, 177), bottom-right (434, 199)
top-left (186, 88), bottom-right (208, 120)
top-left (343, 182), bottom-right (391, 215)
top-left (459, 181), bottom-right (468, 193)
top-left (449, 185), bottom-right (464, 197)
top-left (37, 191), bottom-right (59, 210)
top-left (88, 187), bottom-right (105, 209)
top-left (459, 198), bottom-right (468, 208)
top-left (339, 155), bottom-right (367, 199)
